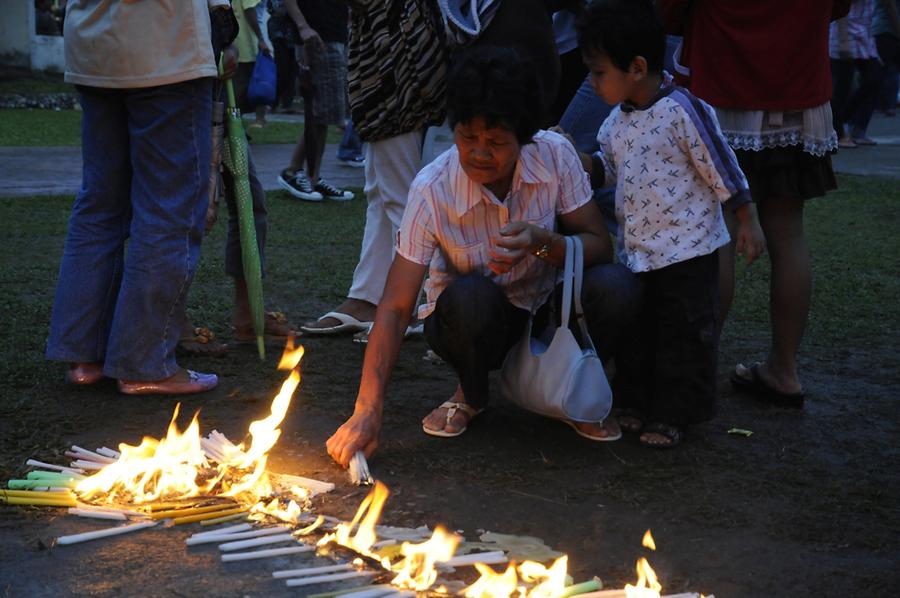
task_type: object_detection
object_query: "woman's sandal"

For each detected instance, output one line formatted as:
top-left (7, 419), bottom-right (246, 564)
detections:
top-left (639, 422), bottom-right (684, 449)
top-left (422, 401), bottom-right (484, 438)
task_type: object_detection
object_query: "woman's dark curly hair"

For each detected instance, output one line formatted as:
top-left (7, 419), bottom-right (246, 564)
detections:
top-left (577, 0), bottom-right (665, 73)
top-left (446, 46), bottom-right (543, 145)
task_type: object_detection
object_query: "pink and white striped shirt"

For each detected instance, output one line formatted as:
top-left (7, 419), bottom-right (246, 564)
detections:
top-left (397, 130), bottom-right (592, 319)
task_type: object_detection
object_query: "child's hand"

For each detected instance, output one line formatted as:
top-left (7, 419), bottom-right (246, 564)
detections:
top-left (734, 204), bottom-right (766, 265)
top-left (548, 125), bottom-right (577, 149)
top-left (488, 221), bottom-right (539, 274)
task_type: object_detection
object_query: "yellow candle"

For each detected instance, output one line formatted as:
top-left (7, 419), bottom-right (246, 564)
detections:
top-left (173, 506), bottom-right (248, 525)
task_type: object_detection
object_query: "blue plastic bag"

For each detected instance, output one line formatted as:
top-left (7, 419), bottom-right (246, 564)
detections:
top-left (247, 51), bottom-right (277, 107)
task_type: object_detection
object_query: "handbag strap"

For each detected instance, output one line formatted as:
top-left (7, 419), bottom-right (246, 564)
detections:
top-left (559, 236), bottom-right (575, 326)
top-left (571, 236), bottom-right (598, 352)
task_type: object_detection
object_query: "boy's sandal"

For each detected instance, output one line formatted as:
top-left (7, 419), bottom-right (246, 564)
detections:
top-left (177, 327), bottom-right (229, 356)
top-left (612, 408), bottom-right (645, 433)
top-left (639, 422), bottom-right (684, 449)
top-left (422, 401), bottom-right (483, 438)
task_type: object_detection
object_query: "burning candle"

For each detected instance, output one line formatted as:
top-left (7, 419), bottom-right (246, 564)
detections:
top-left (440, 551), bottom-right (508, 568)
top-left (56, 520), bottom-right (157, 545)
top-left (221, 545), bottom-right (315, 562)
top-left (71, 445), bottom-right (116, 464)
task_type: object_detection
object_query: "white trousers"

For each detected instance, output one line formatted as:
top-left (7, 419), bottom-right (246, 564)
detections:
top-left (347, 129), bottom-right (424, 304)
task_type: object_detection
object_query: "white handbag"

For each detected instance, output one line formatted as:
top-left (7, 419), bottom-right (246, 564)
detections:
top-left (499, 236), bottom-right (613, 423)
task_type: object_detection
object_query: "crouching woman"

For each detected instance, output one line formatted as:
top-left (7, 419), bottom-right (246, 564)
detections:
top-left (326, 47), bottom-right (640, 467)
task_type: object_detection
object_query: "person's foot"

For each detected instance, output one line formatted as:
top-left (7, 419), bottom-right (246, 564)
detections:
top-left (422, 386), bottom-right (482, 437)
top-left (278, 169), bottom-right (323, 201)
top-left (234, 311), bottom-right (297, 342)
top-left (302, 299), bottom-right (376, 332)
top-left (852, 136), bottom-right (877, 146)
top-left (736, 360), bottom-right (803, 396)
top-left (339, 155), bottom-right (366, 168)
top-left (66, 362), bottom-right (104, 385)
top-left (178, 327), bottom-right (228, 356)
top-left (639, 422), bottom-right (684, 449)
top-left (248, 119), bottom-right (265, 129)
top-left (118, 368), bottom-right (218, 395)
top-left (314, 177), bottom-right (354, 201)
top-left (565, 419), bottom-right (622, 441)
top-left (838, 136), bottom-right (858, 149)
top-left (612, 408), bottom-right (644, 433)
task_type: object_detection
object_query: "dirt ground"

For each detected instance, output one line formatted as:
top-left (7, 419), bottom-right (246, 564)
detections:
top-left (1, 317), bottom-right (898, 597)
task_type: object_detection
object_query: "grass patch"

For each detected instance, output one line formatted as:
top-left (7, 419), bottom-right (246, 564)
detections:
top-left (0, 72), bottom-right (72, 95)
top-left (0, 108), bottom-right (340, 146)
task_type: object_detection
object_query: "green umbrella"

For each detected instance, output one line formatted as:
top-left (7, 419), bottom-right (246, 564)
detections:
top-left (222, 77), bottom-right (266, 360)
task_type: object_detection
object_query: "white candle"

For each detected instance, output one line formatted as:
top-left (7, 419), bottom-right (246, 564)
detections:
top-left (69, 460), bottom-right (105, 471)
top-left (440, 551), bottom-right (508, 568)
top-left (349, 452), bottom-right (373, 486)
top-left (284, 570), bottom-right (376, 587)
top-left (56, 521), bottom-right (157, 545)
top-left (187, 523), bottom-right (253, 540)
top-left (338, 588), bottom-right (398, 598)
top-left (68, 508), bottom-right (127, 521)
top-left (271, 473), bottom-right (335, 496)
top-left (26, 460), bottom-right (84, 475)
top-left (96, 447), bottom-right (121, 459)
top-left (73, 504), bottom-right (149, 518)
top-left (273, 563), bottom-right (355, 578)
top-left (187, 525), bottom-right (289, 546)
top-left (221, 545), bottom-right (315, 562)
top-left (71, 446), bottom-right (116, 464)
top-left (218, 533), bottom-right (296, 552)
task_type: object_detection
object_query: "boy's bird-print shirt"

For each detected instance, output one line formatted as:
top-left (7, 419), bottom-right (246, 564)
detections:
top-left (595, 85), bottom-right (751, 273)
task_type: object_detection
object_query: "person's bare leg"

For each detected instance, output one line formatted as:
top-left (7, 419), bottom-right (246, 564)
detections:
top-left (755, 197), bottom-right (809, 394)
top-left (233, 277), bottom-right (295, 338)
top-left (717, 208), bottom-right (738, 333)
top-left (287, 130), bottom-right (307, 173)
top-left (308, 123), bottom-right (328, 181)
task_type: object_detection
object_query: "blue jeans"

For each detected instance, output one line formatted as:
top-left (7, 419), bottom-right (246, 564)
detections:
top-left (47, 78), bottom-right (213, 380)
top-left (336, 119), bottom-right (363, 160)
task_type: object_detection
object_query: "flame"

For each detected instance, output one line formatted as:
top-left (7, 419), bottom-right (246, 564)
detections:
top-left (519, 556), bottom-right (568, 598)
top-left (318, 480), bottom-right (392, 568)
top-left (75, 343), bottom-right (305, 506)
top-left (623, 529), bottom-right (661, 598)
top-left (391, 526), bottom-right (460, 590)
top-left (464, 563), bottom-right (520, 598)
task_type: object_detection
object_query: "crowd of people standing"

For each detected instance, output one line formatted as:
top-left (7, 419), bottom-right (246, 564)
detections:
top-left (47, 0), bottom-right (893, 464)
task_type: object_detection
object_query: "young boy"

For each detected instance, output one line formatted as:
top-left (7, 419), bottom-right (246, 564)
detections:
top-left (573, 0), bottom-right (766, 447)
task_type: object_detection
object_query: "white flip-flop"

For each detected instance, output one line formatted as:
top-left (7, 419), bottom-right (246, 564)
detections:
top-left (562, 419), bottom-right (622, 442)
top-left (422, 400), bottom-right (483, 438)
top-left (299, 311), bottom-right (373, 335)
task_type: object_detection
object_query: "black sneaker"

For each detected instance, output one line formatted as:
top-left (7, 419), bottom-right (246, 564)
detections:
top-left (277, 169), bottom-right (323, 201)
top-left (314, 177), bottom-right (354, 201)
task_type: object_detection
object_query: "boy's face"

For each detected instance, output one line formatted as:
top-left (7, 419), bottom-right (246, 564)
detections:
top-left (584, 51), bottom-right (634, 106)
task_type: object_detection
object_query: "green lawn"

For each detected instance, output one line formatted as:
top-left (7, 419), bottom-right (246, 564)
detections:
top-left (0, 175), bottom-right (897, 390)
top-left (0, 108), bottom-right (338, 146)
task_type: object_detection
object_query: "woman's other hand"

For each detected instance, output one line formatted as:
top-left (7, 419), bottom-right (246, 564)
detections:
top-left (488, 221), bottom-right (542, 274)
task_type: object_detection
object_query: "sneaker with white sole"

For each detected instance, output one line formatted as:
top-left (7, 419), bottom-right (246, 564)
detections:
top-left (338, 155), bottom-right (366, 168)
top-left (315, 177), bottom-right (354, 201)
top-left (278, 169), bottom-right (323, 201)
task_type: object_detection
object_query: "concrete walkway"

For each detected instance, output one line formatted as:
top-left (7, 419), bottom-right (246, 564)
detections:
top-left (1, 114), bottom-right (898, 198)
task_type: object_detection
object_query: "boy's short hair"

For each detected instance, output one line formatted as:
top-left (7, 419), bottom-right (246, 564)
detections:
top-left (577, 0), bottom-right (666, 73)
top-left (446, 46), bottom-right (542, 145)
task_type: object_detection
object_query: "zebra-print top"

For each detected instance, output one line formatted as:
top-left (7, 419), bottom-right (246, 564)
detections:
top-left (348, 0), bottom-right (448, 142)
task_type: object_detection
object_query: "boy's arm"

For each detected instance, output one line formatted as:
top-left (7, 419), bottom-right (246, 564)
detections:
top-left (552, 124), bottom-right (615, 188)
top-left (675, 98), bottom-right (765, 263)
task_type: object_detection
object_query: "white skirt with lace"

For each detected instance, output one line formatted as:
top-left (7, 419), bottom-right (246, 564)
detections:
top-left (713, 102), bottom-right (838, 157)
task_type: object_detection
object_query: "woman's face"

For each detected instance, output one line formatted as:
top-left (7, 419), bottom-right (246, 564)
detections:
top-left (454, 117), bottom-right (521, 193)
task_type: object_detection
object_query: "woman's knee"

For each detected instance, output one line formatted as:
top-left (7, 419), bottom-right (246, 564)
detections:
top-left (582, 263), bottom-right (642, 322)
